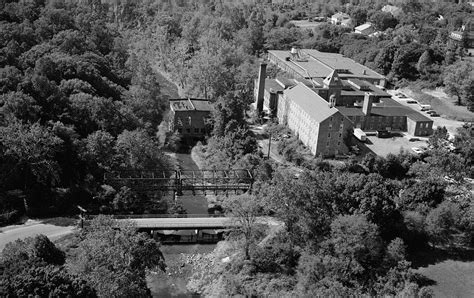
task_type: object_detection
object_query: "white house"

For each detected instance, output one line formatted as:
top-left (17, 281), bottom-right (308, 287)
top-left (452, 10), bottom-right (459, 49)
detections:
top-left (331, 12), bottom-right (352, 27)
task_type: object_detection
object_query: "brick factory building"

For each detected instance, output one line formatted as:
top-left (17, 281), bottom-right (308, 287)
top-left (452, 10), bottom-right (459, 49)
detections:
top-left (168, 98), bottom-right (211, 143)
top-left (255, 49), bottom-right (433, 156)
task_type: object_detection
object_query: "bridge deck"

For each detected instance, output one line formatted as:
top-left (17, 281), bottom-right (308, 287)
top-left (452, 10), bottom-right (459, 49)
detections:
top-left (121, 217), bottom-right (238, 229)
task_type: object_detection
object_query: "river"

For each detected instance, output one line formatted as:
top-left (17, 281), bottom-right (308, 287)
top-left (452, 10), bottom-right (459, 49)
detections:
top-left (147, 152), bottom-right (214, 297)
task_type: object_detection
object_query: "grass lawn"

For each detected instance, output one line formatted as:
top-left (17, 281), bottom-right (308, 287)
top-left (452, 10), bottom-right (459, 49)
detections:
top-left (403, 87), bottom-right (474, 122)
top-left (416, 260), bottom-right (474, 298)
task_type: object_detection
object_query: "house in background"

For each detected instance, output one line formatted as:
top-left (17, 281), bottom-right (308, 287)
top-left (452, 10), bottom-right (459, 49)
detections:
top-left (331, 12), bottom-right (352, 27)
top-left (449, 19), bottom-right (474, 50)
top-left (355, 23), bottom-right (375, 36)
top-left (168, 98), bottom-right (211, 143)
top-left (382, 5), bottom-right (402, 17)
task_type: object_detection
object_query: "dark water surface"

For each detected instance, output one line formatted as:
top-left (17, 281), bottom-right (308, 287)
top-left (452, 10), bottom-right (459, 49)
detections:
top-left (147, 153), bottom-right (213, 297)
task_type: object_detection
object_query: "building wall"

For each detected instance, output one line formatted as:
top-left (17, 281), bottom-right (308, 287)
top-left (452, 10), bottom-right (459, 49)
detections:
top-left (345, 115), bottom-right (407, 131)
top-left (277, 93), bottom-right (290, 125)
top-left (407, 119), bottom-right (433, 136)
top-left (286, 101), bottom-right (351, 157)
top-left (316, 115), bottom-right (352, 157)
top-left (170, 110), bottom-right (210, 137)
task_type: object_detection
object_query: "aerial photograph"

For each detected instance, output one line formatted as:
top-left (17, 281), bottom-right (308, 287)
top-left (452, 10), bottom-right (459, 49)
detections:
top-left (0, 0), bottom-right (473, 297)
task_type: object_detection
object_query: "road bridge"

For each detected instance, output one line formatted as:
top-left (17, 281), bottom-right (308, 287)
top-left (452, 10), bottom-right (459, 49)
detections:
top-left (119, 217), bottom-right (238, 230)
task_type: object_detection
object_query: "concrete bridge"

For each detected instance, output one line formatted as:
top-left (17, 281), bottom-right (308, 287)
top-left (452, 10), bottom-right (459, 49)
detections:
top-left (119, 216), bottom-right (238, 230)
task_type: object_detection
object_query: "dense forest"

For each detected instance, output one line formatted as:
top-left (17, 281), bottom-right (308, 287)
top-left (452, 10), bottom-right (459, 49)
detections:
top-left (0, 0), bottom-right (473, 296)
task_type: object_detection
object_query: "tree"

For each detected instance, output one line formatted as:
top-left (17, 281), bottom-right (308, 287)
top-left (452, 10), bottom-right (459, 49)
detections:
top-left (443, 60), bottom-right (474, 107)
top-left (428, 126), bottom-right (449, 149)
top-left (224, 194), bottom-right (264, 260)
top-left (114, 129), bottom-right (169, 170)
top-left (425, 201), bottom-right (461, 245)
top-left (69, 215), bottom-right (165, 297)
top-left (369, 11), bottom-right (398, 31)
top-left (0, 235), bottom-right (96, 297)
top-left (0, 120), bottom-right (63, 214)
top-left (398, 178), bottom-right (446, 214)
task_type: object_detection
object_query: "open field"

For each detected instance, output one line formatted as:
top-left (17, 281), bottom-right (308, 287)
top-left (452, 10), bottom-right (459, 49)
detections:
top-left (402, 87), bottom-right (474, 123)
top-left (416, 260), bottom-right (474, 298)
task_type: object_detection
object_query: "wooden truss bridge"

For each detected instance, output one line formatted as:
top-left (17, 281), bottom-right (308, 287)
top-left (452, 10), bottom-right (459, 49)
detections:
top-left (104, 169), bottom-right (254, 195)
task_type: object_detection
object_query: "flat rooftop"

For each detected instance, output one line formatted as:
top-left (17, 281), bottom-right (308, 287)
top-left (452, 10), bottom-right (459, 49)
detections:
top-left (170, 98), bottom-right (211, 112)
top-left (268, 49), bottom-right (385, 81)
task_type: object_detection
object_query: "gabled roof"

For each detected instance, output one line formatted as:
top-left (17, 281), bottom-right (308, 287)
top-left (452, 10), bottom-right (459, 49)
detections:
top-left (285, 82), bottom-right (339, 122)
top-left (323, 70), bottom-right (343, 87)
top-left (355, 23), bottom-right (373, 31)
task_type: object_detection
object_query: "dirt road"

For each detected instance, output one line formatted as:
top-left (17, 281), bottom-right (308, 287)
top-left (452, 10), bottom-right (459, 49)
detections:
top-left (0, 220), bottom-right (75, 251)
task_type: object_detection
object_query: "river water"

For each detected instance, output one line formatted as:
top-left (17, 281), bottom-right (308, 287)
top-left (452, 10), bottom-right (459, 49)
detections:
top-left (147, 152), bottom-right (213, 297)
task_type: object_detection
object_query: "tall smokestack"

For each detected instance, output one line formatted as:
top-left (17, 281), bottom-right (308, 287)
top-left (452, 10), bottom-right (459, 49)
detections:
top-left (256, 63), bottom-right (267, 113)
top-left (363, 92), bottom-right (374, 116)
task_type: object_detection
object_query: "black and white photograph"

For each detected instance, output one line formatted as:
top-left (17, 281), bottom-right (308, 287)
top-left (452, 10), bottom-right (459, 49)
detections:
top-left (0, 0), bottom-right (473, 297)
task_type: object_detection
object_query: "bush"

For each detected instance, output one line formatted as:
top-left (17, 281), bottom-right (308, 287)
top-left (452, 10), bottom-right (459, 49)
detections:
top-left (0, 210), bottom-right (21, 226)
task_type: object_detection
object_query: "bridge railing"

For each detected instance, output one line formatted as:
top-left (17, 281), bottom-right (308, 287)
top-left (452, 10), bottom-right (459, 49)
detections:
top-left (87, 213), bottom-right (226, 219)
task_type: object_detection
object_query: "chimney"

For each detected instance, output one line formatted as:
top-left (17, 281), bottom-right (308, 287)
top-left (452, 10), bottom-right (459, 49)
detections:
top-left (256, 63), bottom-right (267, 113)
top-left (363, 92), bottom-right (374, 116)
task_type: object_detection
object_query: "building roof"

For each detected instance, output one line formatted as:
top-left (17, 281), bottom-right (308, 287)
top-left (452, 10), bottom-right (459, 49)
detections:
top-left (190, 99), bottom-right (212, 111)
top-left (268, 49), bottom-right (385, 81)
top-left (355, 23), bottom-right (373, 31)
top-left (332, 12), bottom-right (350, 20)
top-left (337, 105), bottom-right (433, 122)
top-left (285, 82), bottom-right (339, 122)
top-left (265, 79), bottom-right (285, 93)
top-left (323, 70), bottom-right (343, 87)
top-left (169, 98), bottom-right (211, 112)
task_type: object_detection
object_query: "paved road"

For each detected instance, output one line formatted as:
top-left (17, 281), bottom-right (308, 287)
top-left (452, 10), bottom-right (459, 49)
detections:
top-left (123, 216), bottom-right (281, 229)
top-left (0, 220), bottom-right (75, 252)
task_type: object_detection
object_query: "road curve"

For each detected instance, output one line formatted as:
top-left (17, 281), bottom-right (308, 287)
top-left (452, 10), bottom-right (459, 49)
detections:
top-left (0, 220), bottom-right (75, 252)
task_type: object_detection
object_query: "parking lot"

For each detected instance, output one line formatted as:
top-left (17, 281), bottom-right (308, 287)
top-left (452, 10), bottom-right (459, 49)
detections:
top-left (387, 89), bottom-right (470, 137)
top-left (356, 133), bottom-right (428, 157)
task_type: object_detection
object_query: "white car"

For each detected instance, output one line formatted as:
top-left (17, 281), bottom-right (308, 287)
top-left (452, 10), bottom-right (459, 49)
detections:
top-left (411, 147), bottom-right (424, 154)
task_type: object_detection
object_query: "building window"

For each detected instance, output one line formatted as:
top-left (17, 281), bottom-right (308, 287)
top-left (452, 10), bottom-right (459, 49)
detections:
top-left (337, 141), bottom-right (341, 147)
top-left (326, 141), bottom-right (330, 147)
top-left (339, 132), bottom-right (342, 138)
top-left (329, 124), bottom-right (333, 130)
top-left (186, 128), bottom-right (191, 133)
top-left (201, 128), bottom-right (205, 133)
top-left (194, 128), bottom-right (199, 133)
top-left (177, 117), bottom-right (183, 127)
top-left (177, 128), bottom-right (182, 133)
top-left (330, 116), bottom-right (333, 122)
top-left (328, 133), bottom-right (331, 138)
top-left (340, 123), bottom-right (344, 130)
top-left (188, 117), bottom-right (192, 125)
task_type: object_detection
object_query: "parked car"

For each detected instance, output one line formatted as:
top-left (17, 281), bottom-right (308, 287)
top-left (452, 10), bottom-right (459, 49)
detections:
top-left (408, 137), bottom-right (420, 142)
top-left (406, 100), bottom-right (418, 104)
top-left (430, 113), bottom-right (440, 117)
top-left (411, 147), bottom-right (424, 154)
top-left (376, 130), bottom-right (391, 138)
top-left (427, 110), bottom-right (437, 115)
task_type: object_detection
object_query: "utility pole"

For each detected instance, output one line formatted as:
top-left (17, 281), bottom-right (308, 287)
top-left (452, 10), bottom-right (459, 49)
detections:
top-left (267, 133), bottom-right (272, 159)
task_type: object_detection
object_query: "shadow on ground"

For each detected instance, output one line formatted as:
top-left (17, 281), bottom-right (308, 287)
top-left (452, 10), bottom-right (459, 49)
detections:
top-left (410, 246), bottom-right (474, 268)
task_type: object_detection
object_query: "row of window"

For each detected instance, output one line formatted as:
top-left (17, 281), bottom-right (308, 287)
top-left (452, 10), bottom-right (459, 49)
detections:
top-left (177, 128), bottom-right (206, 134)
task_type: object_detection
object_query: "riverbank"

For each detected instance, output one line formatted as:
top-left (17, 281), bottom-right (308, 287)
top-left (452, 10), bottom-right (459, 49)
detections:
top-left (147, 244), bottom-right (217, 297)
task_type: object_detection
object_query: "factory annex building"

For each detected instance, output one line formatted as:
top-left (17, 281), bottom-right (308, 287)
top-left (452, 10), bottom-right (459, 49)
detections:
top-left (255, 49), bottom-right (433, 157)
top-left (168, 98), bottom-right (211, 143)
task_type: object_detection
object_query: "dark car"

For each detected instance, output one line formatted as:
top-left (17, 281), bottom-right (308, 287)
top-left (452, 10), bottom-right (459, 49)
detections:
top-left (376, 130), bottom-right (391, 138)
top-left (430, 113), bottom-right (440, 117)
